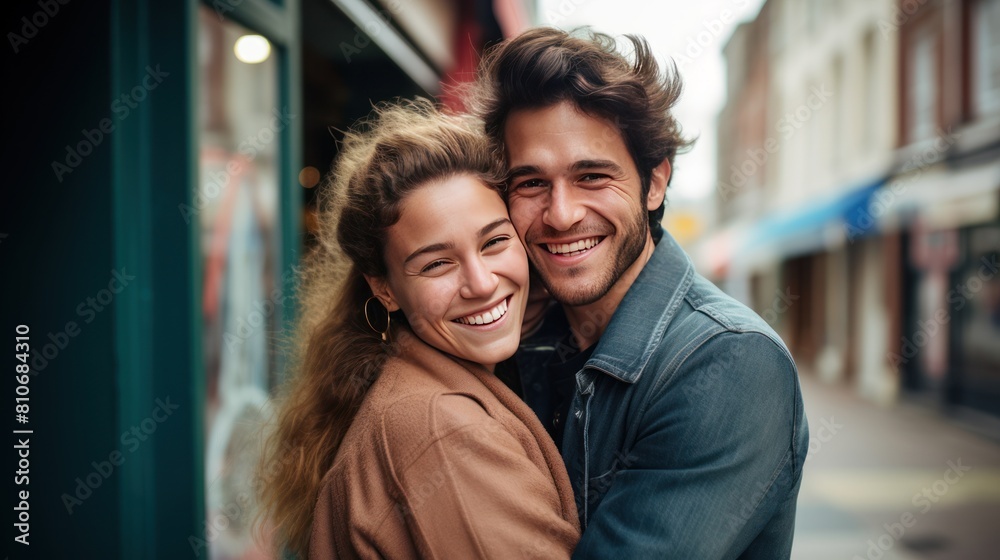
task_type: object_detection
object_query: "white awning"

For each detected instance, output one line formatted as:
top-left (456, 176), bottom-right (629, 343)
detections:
top-left (876, 160), bottom-right (1000, 231)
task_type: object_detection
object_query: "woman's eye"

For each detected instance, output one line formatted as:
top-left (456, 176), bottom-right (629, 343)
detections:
top-left (420, 260), bottom-right (446, 273)
top-left (483, 235), bottom-right (511, 250)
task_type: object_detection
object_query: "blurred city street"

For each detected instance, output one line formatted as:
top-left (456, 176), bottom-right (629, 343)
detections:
top-left (7, 0), bottom-right (998, 557)
top-left (793, 372), bottom-right (1000, 560)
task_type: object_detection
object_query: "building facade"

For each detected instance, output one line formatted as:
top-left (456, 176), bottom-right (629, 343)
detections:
top-left (708, 0), bottom-right (999, 417)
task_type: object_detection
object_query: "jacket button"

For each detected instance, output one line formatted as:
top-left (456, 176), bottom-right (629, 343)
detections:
top-left (574, 409), bottom-right (582, 419)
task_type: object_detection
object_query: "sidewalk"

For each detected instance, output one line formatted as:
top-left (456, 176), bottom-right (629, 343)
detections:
top-left (792, 373), bottom-right (1000, 560)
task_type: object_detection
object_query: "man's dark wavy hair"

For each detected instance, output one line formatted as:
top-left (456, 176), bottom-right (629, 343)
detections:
top-left (470, 27), bottom-right (693, 241)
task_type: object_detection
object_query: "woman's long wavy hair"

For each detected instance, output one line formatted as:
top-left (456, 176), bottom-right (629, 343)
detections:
top-left (255, 98), bottom-right (506, 558)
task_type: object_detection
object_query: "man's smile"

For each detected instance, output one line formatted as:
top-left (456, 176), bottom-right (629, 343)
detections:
top-left (543, 236), bottom-right (605, 256)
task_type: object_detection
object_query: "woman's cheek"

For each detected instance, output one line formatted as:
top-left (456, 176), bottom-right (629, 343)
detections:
top-left (422, 279), bottom-right (457, 319)
top-left (506, 246), bottom-right (530, 284)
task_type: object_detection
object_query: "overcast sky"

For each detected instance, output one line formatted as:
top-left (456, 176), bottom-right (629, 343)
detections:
top-left (536, 0), bottom-right (767, 201)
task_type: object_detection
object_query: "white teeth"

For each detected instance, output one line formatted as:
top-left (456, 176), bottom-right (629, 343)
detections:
top-left (456, 299), bottom-right (509, 326)
top-left (546, 237), bottom-right (600, 255)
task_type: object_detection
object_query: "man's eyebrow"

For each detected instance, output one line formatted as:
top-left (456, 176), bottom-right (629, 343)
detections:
top-left (507, 165), bottom-right (542, 180)
top-left (508, 160), bottom-right (626, 180)
top-left (403, 242), bottom-right (454, 266)
top-left (571, 159), bottom-right (626, 176)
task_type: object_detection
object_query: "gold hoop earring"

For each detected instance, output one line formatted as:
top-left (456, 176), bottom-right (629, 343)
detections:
top-left (364, 296), bottom-right (391, 342)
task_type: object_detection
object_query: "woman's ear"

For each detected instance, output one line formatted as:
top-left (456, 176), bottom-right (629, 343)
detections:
top-left (646, 159), bottom-right (670, 211)
top-left (363, 274), bottom-right (401, 312)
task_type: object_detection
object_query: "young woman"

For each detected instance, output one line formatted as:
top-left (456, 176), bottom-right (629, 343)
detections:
top-left (256, 99), bottom-right (579, 559)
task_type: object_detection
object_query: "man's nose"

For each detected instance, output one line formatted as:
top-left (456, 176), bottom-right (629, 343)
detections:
top-left (542, 181), bottom-right (586, 231)
top-left (459, 257), bottom-right (499, 299)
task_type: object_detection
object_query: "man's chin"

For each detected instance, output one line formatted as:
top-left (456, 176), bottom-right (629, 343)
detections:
top-left (539, 276), bottom-right (608, 307)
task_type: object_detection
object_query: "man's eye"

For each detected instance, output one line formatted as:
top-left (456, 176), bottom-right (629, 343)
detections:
top-left (514, 178), bottom-right (545, 190)
top-left (579, 173), bottom-right (605, 182)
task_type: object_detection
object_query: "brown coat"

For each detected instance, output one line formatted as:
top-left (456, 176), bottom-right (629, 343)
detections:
top-left (309, 329), bottom-right (580, 559)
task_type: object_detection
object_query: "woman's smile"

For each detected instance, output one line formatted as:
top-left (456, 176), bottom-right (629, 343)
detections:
top-left (453, 295), bottom-right (511, 326)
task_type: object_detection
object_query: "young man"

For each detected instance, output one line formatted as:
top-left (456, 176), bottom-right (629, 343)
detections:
top-left (473, 28), bottom-right (809, 558)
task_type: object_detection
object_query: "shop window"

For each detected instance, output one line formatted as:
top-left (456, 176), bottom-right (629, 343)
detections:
top-left (197, 6), bottom-right (282, 558)
top-left (906, 24), bottom-right (938, 143)
top-left (862, 29), bottom-right (877, 152)
top-left (973, 0), bottom-right (1000, 116)
top-left (956, 224), bottom-right (1000, 415)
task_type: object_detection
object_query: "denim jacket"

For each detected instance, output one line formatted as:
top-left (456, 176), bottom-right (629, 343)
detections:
top-left (517, 232), bottom-right (809, 559)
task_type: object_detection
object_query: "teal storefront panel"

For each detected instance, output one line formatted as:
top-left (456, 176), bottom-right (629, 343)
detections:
top-left (6, 0), bottom-right (121, 556)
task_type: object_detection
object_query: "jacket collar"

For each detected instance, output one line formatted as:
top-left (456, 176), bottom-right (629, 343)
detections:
top-left (584, 230), bottom-right (695, 384)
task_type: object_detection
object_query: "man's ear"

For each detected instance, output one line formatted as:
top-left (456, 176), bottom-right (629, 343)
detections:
top-left (646, 159), bottom-right (670, 211)
top-left (363, 274), bottom-right (401, 312)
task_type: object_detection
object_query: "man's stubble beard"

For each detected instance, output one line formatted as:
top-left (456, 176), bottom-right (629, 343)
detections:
top-left (534, 205), bottom-right (649, 308)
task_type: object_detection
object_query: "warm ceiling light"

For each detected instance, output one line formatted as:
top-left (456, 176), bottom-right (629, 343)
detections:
top-left (298, 166), bottom-right (321, 188)
top-left (234, 35), bottom-right (271, 64)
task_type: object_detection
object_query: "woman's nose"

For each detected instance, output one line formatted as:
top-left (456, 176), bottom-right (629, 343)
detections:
top-left (459, 257), bottom-right (499, 299)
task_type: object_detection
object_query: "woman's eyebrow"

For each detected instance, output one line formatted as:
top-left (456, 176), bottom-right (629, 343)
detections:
top-left (404, 242), bottom-right (454, 266)
top-left (479, 217), bottom-right (511, 238)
